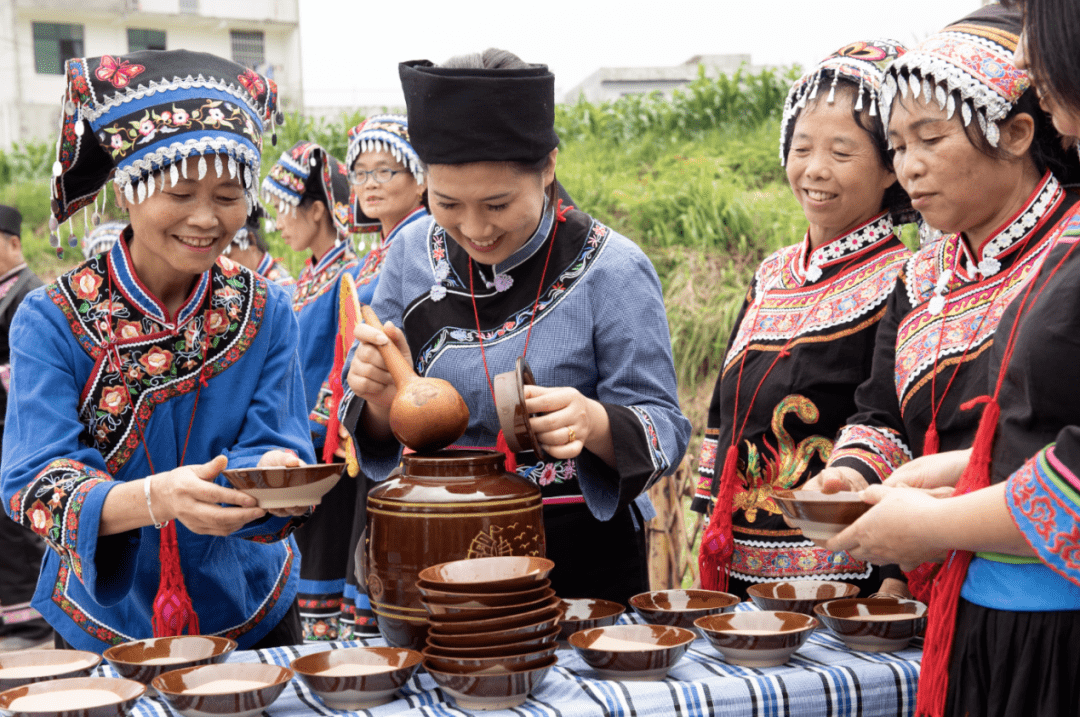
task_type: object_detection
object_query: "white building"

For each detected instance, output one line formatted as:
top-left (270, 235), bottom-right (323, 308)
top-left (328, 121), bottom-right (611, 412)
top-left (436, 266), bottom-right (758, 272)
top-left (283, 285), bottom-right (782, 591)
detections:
top-left (563, 54), bottom-right (772, 104)
top-left (0, 0), bottom-right (303, 149)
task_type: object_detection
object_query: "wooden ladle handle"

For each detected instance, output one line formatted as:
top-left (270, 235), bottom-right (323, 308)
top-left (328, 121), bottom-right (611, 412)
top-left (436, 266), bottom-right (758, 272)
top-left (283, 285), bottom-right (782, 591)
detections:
top-left (359, 304), bottom-right (416, 389)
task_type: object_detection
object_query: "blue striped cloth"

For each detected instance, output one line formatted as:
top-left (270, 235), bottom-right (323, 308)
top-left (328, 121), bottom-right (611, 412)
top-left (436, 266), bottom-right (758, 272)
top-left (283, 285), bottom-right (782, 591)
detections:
top-left (98, 604), bottom-right (921, 717)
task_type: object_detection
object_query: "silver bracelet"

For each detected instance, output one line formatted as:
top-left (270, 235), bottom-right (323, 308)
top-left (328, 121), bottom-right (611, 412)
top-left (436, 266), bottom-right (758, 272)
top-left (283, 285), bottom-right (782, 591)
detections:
top-left (144, 476), bottom-right (166, 529)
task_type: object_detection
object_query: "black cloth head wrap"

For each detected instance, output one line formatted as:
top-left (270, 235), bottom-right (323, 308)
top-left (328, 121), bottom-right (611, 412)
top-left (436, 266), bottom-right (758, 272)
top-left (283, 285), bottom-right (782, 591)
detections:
top-left (0, 205), bottom-right (21, 237)
top-left (399, 60), bottom-right (559, 165)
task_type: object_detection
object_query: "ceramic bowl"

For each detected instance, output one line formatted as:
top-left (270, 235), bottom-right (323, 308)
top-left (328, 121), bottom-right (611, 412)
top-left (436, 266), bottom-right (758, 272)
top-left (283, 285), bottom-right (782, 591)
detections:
top-left (0, 650), bottom-right (102, 691)
top-left (773, 489), bottom-right (872, 541)
top-left (493, 357), bottom-right (547, 460)
top-left (695, 611), bottom-right (818, 667)
top-left (424, 656), bottom-right (557, 711)
top-left (152, 663), bottom-right (293, 717)
top-left (568, 624), bottom-right (696, 680)
top-left (103, 636), bottom-right (236, 688)
top-left (421, 644), bottom-right (557, 675)
top-left (415, 580), bottom-right (552, 607)
top-left (427, 614), bottom-right (563, 649)
top-left (417, 556), bottom-right (555, 593)
top-left (427, 603), bottom-right (562, 636)
top-left (814, 597), bottom-right (928, 652)
top-left (557, 598), bottom-right (626, 640)
top-left (629, 589), bottom-right (739, 631)
top-left (220, 464), bottom-right (342, 509)
top-left (424, 626), bottom-right (561, 656)
top-left (421, 589), bottom-right (557, 619)
top-left (0, 676), bottom-right (144, 717)
top-left (746, 581), bottom-right (860, 615)
top-left (290, 647), bottom-right (421, 711)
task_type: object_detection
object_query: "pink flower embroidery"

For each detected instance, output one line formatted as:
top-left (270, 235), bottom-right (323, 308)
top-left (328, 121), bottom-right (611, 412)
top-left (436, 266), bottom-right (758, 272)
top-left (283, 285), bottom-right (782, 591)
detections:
top-left (138, 119), bottom-right (155, 137)
top-left (171, 108), bottom-right (189, 126)
top-left (205, 309), bottom-right (229, 335)
top-left (139, 346), bottom-right (173, 376)
top-left (99, 386), bottom-right (128, 415)
top-left (116, 320), bottom-right (141, 340)
top-left (29, 501), bottom-right (54, 536)
top-left (538, 463), bottom-right (558, 486)
top-left (110, 134), bottom-right (125, 150)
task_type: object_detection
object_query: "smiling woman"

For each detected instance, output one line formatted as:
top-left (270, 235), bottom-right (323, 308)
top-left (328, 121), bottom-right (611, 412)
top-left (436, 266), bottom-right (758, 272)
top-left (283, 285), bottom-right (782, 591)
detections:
top-left (0, 49), bottom-right (317, 655)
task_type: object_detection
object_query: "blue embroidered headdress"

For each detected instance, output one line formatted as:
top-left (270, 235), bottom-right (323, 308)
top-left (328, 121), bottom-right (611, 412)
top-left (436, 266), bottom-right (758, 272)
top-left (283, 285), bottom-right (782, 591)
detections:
top-left (261, 140), bottom-right (356, 238)
top-left (50, 49), bottom-right (280, 251)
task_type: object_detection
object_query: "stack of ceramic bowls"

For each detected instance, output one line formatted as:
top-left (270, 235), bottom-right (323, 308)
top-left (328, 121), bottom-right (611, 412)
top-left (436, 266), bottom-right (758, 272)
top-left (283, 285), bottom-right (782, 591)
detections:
top-left (417, 556), bottom-right (561, 710)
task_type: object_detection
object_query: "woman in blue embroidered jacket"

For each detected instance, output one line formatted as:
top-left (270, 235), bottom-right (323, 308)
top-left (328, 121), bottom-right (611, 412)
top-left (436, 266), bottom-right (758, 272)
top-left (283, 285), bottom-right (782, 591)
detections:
top-left (0, 50), bottom-right (315, 653)
top-left (342, 49), bottom-right (691, 604)
top-left (261, 142), bottom-right (360, 642)
top-left (691, 40), bottom-right (913, 599)
top-left (829, 1), bottom-right (1080, 715)
top-left (334, 115), bottom-right (428, 639)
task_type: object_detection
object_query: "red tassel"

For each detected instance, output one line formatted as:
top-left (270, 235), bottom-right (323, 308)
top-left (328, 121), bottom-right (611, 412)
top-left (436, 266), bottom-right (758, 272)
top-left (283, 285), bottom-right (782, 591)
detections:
top-left (915, 395), bottom-right (999, 717)
top-left (322, 328), bottom-right (347, 464)
top-left (698, 445), bottom-right (741, 591)
top-left (496, 429), bottom-right (517, 473)
top-left (923, 420), bottom-right (940, 457)
top-left (905, 561), bottom-right (940, 604)
top-left (152, 522), bottom-right (199, 637)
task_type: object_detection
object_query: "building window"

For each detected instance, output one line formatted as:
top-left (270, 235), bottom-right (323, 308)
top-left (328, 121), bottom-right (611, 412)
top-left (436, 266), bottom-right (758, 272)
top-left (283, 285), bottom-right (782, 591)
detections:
top-left (127, 29), bottom-right (166, 53)
top-left (230, 30), bottom-right (265, 69)
top-left (33, 22), bottom-right (84, 75)
top-left (178, 0), bottom-right (197, 12)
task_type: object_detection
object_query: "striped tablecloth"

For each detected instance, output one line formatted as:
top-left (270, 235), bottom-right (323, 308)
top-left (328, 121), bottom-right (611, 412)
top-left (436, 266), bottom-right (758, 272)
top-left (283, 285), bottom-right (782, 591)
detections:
top-left (102, 605), bottom-right (922, 717)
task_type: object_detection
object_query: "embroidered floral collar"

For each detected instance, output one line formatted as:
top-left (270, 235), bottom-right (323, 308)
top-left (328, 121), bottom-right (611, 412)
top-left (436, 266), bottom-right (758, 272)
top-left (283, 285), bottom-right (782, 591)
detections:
top-left (954, 172), bottom-right (1060, 280)
top-left (304, 240), bottom-right (353, 279)
top-left (108, 232), bottom-right (210, 330)
top-left (796, 211), bottom-right (894, 284)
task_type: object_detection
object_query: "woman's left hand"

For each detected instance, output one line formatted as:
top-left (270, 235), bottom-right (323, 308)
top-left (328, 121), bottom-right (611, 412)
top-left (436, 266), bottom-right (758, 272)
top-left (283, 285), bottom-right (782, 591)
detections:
top-left (524, 385), bottom-right (612, 463)
top-left (826, 484), bottom-right (952, 569)
top-left (257, 449), bottom-right (311, 517)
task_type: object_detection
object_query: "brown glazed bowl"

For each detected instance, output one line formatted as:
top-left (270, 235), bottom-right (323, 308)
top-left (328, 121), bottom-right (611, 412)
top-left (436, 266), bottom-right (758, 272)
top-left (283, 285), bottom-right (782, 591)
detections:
top-left (416, 580), bottom-right (552, 607)
top-left (424, 656), bottom-right (557, 711)
top-left (220, 464), bottom-right (342, 509)
top-left (152, 663), bottom-right (293, 717)
top-left (814, 597), bottom-right (928, 652)
top-left (418, 556), bottom-right (555, 593)
top-left (427, 614), bottom-right (563, 649)
top-left (421, 589), bottom-right (557, 619)
top-left (568, 625), bottom-right (696, 680)
top-left (421, 644), bottom-right (557, 675)
top-left (424, 626), bottom-right (561, 656)
top-left (557, 598), bottom-right (626, 640)
top-left (629, 589), bottom-right (739, 631)
top-left (0, 677), bottom-right (144, 717)
top-left (290, 647), bottom-right (421, 711)
top-left (0, 650), bottom-right (102, 691)
top-left (103, 636), bottom-right (236, 688)
top-left (695, 611), bottom-right (819, 667)
top-left (493, 357), bottom-right (547, 460)
top-left (773, 489), bottom-right (872, 541)
top-left (747, 581), bottom-right (860, 615)
top-left (427, 603), bottom-right (562, 636)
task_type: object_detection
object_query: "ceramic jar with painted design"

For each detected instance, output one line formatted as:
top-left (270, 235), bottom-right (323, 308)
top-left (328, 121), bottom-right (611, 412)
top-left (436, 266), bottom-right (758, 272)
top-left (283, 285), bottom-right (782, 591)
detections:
top-left (362, 450), bottom-right (546, 649)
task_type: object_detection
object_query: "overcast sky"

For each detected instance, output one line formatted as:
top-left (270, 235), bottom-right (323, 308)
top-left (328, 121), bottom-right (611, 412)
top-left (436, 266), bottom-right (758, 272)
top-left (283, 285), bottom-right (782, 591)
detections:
top-left (298, 0), bottom-right (983, 109)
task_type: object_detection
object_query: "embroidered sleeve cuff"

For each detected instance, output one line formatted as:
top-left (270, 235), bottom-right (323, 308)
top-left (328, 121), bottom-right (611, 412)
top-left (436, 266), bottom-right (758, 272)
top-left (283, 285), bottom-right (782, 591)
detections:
top-left (7, 459), bottom-right (120, 593)
top-left (690, 432), bottom-right (720, 515)
top-left (236, 513), bottom-right (309, 543)
top-left (828, 424), bottom-right (912, 483)
top-left (1006, 445), bottom-right (1080, 589)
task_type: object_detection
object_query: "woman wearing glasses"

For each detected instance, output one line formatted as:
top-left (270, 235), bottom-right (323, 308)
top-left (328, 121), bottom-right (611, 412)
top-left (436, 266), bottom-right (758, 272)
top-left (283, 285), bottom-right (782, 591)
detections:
top-left (335, 116), bottom-right (428, 639)
top-left (260, 142), bottom-right (361, 642)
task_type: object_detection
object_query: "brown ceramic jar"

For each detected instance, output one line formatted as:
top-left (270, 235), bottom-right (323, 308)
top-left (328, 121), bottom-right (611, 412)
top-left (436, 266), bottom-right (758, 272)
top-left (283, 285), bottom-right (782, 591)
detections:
top-left (363, 450), bottom-right (546, 649)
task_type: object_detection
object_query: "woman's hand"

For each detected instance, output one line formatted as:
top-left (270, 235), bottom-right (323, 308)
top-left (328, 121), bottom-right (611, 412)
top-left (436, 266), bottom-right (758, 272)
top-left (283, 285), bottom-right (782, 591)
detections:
top-left (827, 484), bottom-right (951, 569)
top-left (524, 385), bottom-right (614, 465)
top-left (883, 448), bottom-right (970, 491)
top-left (257, 450), bottom-right (310, 517)
top-left (346, 321), bottom-right (410, 412)
top-left (347, 320), bottom-right (411, 441)
top-left (153, 455), bottom-right (267, 536)
top-left (801, 466), bottom-right (868, 494)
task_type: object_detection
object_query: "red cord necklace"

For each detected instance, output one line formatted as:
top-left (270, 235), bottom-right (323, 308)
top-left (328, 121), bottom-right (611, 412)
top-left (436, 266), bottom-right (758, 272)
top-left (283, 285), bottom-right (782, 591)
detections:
top-left (105, 256), bottom-right (209, 637)
top-left (468, 200), bottom-right (570, 470)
